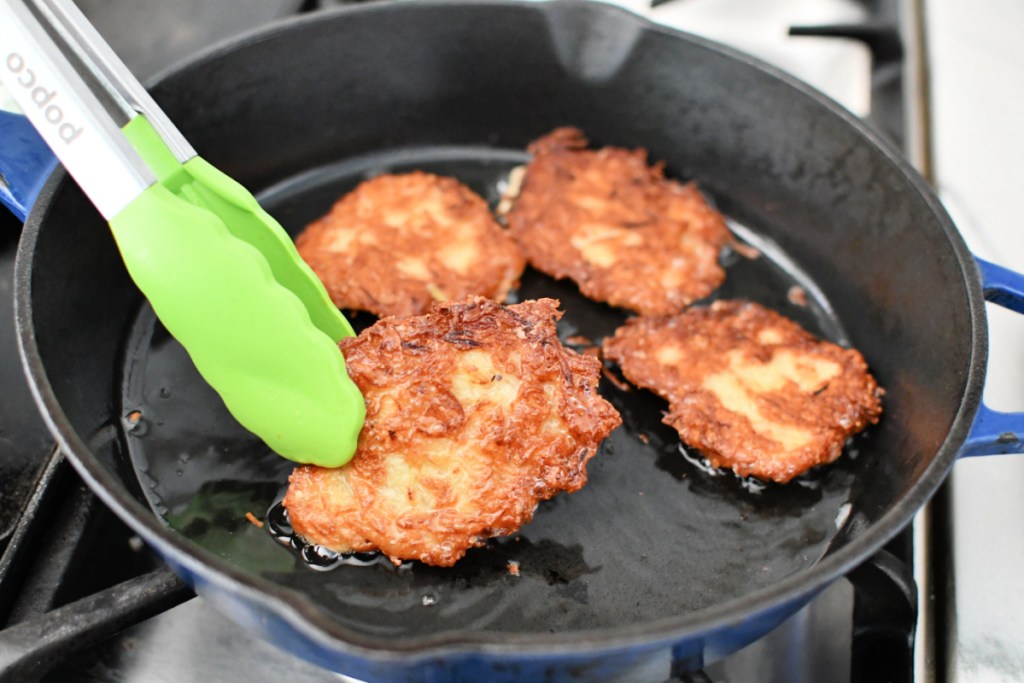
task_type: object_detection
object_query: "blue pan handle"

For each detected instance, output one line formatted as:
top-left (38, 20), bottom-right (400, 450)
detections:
top-left (0, 106), bottom-right (58, 222)
top-left (961, 257), bottom-right (1024, 456)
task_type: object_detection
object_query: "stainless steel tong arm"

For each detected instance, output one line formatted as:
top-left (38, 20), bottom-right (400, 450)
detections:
top-left (0, 0), bottom-right (195, 218)
top-left (29, 0), bottom-right (196, 162)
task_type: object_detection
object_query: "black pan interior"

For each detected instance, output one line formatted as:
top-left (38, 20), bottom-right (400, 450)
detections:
top-left (19, 0), bottom-right (978, 648)
top-left (121, 144), bottom-right (872, 637)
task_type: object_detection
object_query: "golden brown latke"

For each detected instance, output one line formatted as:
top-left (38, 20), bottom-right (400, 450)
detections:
top-left (503, 128), bottom-right (733, 315)
top-left (284, 297), bottom-right (621, 567)
top-left (296, 172), bottom-right (526, 319)
top-left (602, 300), bottom-right (883, 483)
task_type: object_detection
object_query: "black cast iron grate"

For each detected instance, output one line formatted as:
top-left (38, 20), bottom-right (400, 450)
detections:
top-left (0, 449), bottom-right (193, 682)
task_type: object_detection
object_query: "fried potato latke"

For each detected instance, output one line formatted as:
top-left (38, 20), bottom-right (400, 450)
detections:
top-left (602, 301), bottom-right (883, 483)
top-left (503, 128), bottom-right (733, 315)
top-left (284, 297), bottom-right (621, 566)
top-left (295, 172), bottom-right (526, 319)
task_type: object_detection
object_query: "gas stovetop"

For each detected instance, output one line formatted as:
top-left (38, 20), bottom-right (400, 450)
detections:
top-left (0, 1), bottom-right (1020, 681)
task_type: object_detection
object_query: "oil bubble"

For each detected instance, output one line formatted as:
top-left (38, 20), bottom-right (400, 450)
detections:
top-left (123, 410), bottom-right (149, 436)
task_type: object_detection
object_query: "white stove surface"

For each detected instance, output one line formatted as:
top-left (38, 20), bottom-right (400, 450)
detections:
top-left (926, 0), bottom-right (1024, 681)
top-left (598, 0), bottom-right (873, 116)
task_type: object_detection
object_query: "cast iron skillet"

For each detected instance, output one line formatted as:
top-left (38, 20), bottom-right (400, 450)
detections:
top-left (12, 1), bottom-right (1024, 681)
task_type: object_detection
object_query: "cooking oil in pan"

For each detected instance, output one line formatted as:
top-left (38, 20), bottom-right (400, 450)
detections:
top-left (117, 145), bottom-right (877, 635)
top-left (265, 499), bottom-right (398, 572)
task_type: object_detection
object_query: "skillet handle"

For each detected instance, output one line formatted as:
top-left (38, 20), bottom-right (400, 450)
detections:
top-left (961, 257), bottom-right (1024, 456)
top-left (0, 89), bottom-right (58, 221)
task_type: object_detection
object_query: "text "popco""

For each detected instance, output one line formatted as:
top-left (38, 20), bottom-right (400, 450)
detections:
top-left (5, 51), bottom-right (83, 144)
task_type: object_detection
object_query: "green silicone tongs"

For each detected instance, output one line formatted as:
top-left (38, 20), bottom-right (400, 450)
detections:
top-left (0, 0), bottom-right (365, 467)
